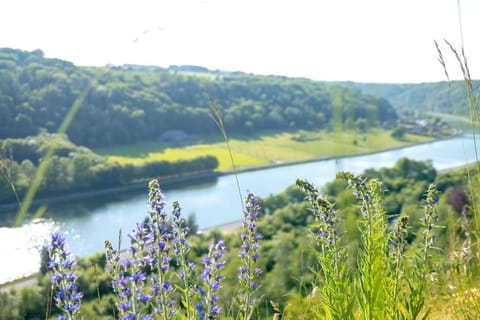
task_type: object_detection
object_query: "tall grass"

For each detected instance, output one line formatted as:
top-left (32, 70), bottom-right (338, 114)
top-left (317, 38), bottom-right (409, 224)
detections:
top-left (296, 179), bottom-right (354, 319)
top-left (296, 175), bottom-right (441, 320)
top-left (434, 0), bottom-right (480, 286)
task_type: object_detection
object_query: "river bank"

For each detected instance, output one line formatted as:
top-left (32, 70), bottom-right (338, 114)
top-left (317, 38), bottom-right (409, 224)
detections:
top-left (0, 132), bottom-right (475, 286)
top-left (0, 133), bottom-right (459, 213)
top-left (0, 171), bottom-right (221, 213)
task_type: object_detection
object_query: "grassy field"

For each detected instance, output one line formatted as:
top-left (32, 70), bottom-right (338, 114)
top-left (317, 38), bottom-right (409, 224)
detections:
top-left (94, 129), bottom-right (434, 172)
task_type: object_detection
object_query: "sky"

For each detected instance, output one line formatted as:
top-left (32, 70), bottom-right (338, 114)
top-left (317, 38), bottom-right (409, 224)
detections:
top-left (1, 0), bottom-right (478, 83)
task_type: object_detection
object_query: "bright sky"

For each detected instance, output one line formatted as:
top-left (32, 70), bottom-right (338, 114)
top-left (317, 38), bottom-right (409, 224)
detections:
top-left (1, 0), bottom-right (478, 83)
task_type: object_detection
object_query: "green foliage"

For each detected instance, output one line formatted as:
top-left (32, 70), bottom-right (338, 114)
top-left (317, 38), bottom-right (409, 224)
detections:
top-left (339, 173), bottom-right (391, 319)
top-left (0, 48), bottom-right (397, 148)
top-left (340, 80), bottom-right (480, 116)
top-left (2, 159), bottom-right (480, 319)
top-left (297, 179), bottom-right (354, 319)
top-left (391, 125), bottom-right (406, 139)
top-left (0, 134), bottom-right (218, 205)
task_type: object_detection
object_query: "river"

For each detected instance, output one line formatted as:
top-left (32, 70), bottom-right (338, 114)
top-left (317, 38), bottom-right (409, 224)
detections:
top-left (0, 135), bottom-right (478, 284)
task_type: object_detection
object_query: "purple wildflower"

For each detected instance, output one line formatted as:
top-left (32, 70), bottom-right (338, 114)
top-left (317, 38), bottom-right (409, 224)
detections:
top-left (48, 232), bottom-right (83, 319)
top-left (170, 200), bottom-right (197, 319)
top-left (105, 220), bottom-right (152, 318)
top-left (296, 179), bottom-right (340, 249)
top-left (238, 191), bottom-right (263, 319)
top-left (147, 179), bottom-right (176, 318)
top-left (198, 240), bottom-right (227, 319)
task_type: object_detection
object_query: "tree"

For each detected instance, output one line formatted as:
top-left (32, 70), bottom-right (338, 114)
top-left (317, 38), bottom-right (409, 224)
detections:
top-left (391, 125), bottom-right (406, 139)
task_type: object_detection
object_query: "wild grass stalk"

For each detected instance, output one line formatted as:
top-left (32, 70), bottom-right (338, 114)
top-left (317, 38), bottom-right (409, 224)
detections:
top-left (208, 96), bottom-right (244, 210)
top-left (433, 3), bottom-right (480, 315)
top-left (434, 1), bottom-right (480, 240)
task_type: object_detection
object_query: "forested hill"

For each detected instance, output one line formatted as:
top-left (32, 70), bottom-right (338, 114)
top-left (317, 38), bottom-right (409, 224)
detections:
top-left (0, 48), bottom-right (397, 148)
top-left (338, 80), bottom-right (480, 114)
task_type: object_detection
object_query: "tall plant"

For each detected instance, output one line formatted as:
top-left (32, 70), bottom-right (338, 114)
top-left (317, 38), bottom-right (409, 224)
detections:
top-left (339, 172), bottom-right (390, 320)
top-left (296, 178), bottom-right (354, 319)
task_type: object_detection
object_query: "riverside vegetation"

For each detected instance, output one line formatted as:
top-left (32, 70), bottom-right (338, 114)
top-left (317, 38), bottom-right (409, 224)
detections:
top-left (0, 48), bottom-right (456, 205)
top-left (1, 41), bottom-right (479, 319)
top-left (1, 157), bottom-right (480, 319)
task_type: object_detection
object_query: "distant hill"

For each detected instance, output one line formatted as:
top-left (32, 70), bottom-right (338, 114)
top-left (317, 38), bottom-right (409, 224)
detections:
top-left (0, 48), bottom-right (397, 148)
top-left (338, 80), bottom-right (480, 115)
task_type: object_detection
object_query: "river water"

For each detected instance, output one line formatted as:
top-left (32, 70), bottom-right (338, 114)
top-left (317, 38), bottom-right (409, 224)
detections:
top-left (0, 135), bottom-right (478, 284)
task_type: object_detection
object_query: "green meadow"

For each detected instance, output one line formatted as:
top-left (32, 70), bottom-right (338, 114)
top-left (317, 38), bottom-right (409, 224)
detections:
top-left (95, 129), bottom-right (434, 172)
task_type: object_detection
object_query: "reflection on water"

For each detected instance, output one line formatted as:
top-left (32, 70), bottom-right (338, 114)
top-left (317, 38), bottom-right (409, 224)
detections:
top-left (0, 219), bottom-right (57, 284)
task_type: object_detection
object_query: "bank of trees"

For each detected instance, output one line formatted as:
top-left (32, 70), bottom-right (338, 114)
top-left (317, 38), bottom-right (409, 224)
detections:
top-left (0, 134), bottom-right (218, 204)
top-left (340, 80), bottom-right (480, 114)
top-left (0, 48), bottom-right (398, 147)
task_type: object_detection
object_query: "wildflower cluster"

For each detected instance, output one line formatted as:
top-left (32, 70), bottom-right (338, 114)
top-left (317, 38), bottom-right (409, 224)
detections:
top-left (296, 179), bottom-right (340, 249)
top-left (48, 232), bottom-right (83, 320)
top-left (106, 221), bottom-right (153, 319)
top-left (197, 240), bottom-right (227, 319)
top-left (147, 179), bottom-right (176, 318)
top-left (237, 191), bottom-right (263, 319)
top-left (43, 174), bottom-right (447, 320)
top-left (103, 180), bottom-right (180, 319)
top-left (414, 184), bottom-right (441, 283)
top-left (44, 180), bottom-right (262, 320)
top-left (102, 179), bottom-right (254, 319)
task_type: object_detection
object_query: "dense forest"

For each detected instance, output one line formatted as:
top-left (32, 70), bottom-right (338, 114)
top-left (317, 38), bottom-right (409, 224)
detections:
top-left (339, 80), bottom-right (480, 114)
top-left (0, 48), bottom-right (410, 204)
top-left (0, 47), bottom-right (465, 206)
top-left (0, 48), bottom-right (398, 148)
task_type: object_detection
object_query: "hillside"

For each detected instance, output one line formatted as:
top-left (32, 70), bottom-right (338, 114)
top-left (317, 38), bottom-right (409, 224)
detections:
top-left (338, 80), bottom-right (480, 114)
top-left (0, 48), bottom-right (397, 148)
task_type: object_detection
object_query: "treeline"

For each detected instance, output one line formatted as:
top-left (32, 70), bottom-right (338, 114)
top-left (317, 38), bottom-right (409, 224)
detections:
top-left (0, 134), bottom-right (218, 204)
top-left (0, 48), bottom-right (397, 147)
top-left (0, 157), bottom-right (472, 319)
top-left (339, 80), bottom-right (480, 114)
